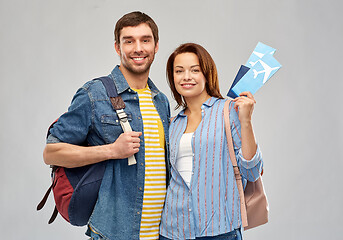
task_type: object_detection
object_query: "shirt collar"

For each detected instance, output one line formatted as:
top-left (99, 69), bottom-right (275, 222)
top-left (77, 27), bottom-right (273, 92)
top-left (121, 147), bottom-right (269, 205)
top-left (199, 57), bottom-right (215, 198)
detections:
top-left (174, 97), bottom-right (220, 120)
top-left (109, 65), bottom-right (160, 96)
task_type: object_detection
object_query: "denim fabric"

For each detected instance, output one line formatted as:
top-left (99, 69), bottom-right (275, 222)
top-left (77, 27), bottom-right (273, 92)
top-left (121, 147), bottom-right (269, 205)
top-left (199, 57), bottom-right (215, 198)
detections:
top-left (159, 228), bottom-right (242, 240)
top-left (48, 66), bottom-right (170, 240)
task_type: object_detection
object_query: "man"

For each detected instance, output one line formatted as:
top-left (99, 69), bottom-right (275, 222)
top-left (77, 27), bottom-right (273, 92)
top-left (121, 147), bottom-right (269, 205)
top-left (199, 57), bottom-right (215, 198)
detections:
top-left (43, 11), bottom-right (170, 240)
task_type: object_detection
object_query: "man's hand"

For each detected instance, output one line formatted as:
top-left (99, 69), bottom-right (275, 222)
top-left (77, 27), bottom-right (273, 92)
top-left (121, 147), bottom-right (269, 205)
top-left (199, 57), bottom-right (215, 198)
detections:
top-left (109, 131), bottom-right (142, 159)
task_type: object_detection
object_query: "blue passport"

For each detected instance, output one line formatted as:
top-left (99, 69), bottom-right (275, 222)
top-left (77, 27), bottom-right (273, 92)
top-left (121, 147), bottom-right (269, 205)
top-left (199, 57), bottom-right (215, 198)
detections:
top-left (227, 65), bottom-right (250, 99)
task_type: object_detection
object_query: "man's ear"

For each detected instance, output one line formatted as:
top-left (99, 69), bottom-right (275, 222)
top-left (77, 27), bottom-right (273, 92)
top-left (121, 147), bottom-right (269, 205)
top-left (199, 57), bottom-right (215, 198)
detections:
top-left (154, 41), bottom-right (159, 54)
top-left (114, 42), bottom-right (120, 56)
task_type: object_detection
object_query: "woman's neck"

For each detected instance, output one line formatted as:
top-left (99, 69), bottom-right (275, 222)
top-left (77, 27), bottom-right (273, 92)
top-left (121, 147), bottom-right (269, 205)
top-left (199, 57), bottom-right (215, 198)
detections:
top-left (184, 94), bottom-right (211, 115)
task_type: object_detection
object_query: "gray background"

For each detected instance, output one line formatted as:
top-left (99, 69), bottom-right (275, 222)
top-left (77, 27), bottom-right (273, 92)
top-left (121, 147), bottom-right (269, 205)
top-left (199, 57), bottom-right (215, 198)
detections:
top-left (1, 0), bottom-right (342, 239)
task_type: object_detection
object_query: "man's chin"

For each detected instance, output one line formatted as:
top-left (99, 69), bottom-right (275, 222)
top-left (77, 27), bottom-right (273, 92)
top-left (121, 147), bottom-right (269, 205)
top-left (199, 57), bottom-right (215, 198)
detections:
top-left (125, 64), bottom-right (152, 75)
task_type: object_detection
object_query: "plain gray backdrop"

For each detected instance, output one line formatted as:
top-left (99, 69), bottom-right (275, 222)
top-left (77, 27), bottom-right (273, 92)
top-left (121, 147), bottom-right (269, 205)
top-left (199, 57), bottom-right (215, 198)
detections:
top-left (1, 0), bottom-right (342, 239)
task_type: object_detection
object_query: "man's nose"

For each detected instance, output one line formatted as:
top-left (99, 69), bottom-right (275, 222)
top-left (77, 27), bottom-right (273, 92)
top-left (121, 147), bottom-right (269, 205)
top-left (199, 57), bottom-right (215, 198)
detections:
top-left (134, 42), bottom-right (143, 53)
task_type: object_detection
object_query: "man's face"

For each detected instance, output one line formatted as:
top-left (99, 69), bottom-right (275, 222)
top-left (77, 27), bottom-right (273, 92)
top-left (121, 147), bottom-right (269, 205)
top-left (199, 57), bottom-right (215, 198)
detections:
top-left (115, 23), bottom-right (159, 75)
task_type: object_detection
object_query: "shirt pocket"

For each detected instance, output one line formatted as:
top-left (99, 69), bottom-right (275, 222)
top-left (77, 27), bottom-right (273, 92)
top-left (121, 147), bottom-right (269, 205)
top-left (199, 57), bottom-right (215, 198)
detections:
top-left (100, 113), bottom-right (133, 143)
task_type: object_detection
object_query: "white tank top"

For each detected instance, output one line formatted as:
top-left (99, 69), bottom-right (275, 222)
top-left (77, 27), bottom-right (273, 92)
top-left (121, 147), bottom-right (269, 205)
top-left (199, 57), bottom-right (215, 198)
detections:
top-left (175, 132), bottom-right (194, 187)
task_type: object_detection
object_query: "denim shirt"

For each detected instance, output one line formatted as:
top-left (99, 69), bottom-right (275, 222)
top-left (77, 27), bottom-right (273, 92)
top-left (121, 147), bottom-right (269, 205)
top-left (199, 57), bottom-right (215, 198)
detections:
top-left (48, 66), bottom-right (171, 240)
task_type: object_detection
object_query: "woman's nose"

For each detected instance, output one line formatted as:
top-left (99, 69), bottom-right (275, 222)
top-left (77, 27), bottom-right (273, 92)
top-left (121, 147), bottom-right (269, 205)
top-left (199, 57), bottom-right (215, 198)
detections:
top-left (184, 70), bottom-right (191, 80)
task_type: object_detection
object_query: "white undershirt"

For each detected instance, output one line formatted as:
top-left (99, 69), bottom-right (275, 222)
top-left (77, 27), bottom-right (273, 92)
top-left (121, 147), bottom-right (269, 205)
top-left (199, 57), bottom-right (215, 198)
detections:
top-left (175, 132), bottom-right (194, 187)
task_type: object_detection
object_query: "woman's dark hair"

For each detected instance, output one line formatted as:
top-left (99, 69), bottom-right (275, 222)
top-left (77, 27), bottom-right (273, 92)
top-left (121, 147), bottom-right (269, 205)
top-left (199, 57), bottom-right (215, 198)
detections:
top-left (166, 43), bottom-right (223, 109)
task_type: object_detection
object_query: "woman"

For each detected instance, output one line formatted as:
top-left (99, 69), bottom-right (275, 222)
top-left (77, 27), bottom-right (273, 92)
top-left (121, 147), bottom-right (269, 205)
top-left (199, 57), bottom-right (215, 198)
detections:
top-left (159, 43), bottom-right (263, 240)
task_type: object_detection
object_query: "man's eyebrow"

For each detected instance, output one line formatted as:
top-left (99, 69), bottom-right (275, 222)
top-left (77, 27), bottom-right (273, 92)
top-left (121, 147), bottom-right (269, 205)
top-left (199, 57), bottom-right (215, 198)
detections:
top-left (122, 36), bottom-right (134, 40)
top-left (121, 35), bottom-right (153, 40)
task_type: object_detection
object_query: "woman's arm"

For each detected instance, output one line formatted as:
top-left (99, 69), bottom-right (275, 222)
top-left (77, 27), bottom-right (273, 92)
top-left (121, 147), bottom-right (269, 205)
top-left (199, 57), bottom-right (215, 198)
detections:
top-left (232, 91), bottom-right (257, 160)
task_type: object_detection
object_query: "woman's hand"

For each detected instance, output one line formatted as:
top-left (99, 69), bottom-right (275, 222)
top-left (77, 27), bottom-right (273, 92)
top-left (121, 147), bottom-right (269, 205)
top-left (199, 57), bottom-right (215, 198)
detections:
top-left (232, 91), bottom-right (256, 123)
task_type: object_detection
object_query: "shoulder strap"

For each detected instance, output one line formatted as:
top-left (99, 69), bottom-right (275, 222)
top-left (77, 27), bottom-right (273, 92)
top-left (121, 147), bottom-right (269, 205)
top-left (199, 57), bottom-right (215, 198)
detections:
top-left (98, 76), bottom-right (136, 165)
top-left (223, 100), bottom-right (248, 228)
top-left (98, 76), bottom-right (119, 98)
top-left (97, 76), bottom-right (125, 110)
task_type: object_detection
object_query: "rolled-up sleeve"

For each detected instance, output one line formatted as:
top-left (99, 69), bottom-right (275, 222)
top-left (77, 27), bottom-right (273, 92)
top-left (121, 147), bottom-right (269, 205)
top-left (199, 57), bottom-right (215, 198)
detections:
top-left (48, 87), bottom-right (93, 145)
top-left (46, 134), bottom-right (62, 144)
top-left (237, 144), bottom-right (263, 182)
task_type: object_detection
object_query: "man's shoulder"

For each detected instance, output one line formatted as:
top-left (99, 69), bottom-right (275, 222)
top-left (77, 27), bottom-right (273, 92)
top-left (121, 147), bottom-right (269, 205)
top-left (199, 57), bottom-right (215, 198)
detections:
top-left (81, 77), bottom-right (106, 91)
top-left (148, 80), bottom-right (169, 101)
top-left (77, 77), bottom-right (109, 100)
top-left (157, 90), bottom-right (169, 101)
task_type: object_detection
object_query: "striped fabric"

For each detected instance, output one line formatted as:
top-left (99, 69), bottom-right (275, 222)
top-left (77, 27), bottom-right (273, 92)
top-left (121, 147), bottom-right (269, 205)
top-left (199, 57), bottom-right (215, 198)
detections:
top-left (135, 86), bottom-right (167, 240)
top-left (160, 97), bottom-right (263, 239)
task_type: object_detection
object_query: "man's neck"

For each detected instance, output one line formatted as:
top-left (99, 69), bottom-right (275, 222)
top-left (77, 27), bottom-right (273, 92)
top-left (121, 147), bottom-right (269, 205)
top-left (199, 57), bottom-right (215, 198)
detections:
top-left (119, 65), bottom-right (149, 89)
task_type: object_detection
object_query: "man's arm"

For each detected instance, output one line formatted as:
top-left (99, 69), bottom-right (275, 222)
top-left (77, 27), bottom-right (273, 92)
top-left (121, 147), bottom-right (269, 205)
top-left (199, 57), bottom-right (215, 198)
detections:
top-left (43, 131), bottom-right (142, 168)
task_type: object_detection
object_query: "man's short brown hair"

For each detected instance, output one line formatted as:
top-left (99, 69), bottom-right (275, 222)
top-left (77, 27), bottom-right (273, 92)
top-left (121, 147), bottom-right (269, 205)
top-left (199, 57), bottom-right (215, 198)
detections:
top-left (114, 11), bottom-right (159, 44)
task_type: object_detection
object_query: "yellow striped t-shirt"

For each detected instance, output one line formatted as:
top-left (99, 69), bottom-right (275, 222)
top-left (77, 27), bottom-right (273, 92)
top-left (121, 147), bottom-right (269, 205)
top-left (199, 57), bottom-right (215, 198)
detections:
top-left (133, 86), bottom-right (166, 240)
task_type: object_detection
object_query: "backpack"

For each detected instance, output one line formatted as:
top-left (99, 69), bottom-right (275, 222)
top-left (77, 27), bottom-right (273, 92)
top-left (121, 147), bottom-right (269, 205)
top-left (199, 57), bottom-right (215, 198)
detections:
top-left (37, 76), bottom-right (135, 226)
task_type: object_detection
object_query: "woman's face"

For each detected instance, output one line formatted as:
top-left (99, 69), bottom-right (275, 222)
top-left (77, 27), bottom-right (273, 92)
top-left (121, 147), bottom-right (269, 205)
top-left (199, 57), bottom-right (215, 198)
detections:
top-left (173, 52), bottom-right (208, 101)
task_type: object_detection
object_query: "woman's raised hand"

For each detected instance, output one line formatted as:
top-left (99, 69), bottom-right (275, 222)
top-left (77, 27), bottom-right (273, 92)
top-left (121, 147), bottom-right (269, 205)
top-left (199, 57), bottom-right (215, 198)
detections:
top-left (232, 91), bottom-right (256, 123)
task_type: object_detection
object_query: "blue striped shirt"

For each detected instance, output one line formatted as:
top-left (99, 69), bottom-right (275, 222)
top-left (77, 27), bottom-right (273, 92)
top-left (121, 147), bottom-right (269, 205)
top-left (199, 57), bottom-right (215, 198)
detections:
top-left (160, 97), bottom-right (263, 239)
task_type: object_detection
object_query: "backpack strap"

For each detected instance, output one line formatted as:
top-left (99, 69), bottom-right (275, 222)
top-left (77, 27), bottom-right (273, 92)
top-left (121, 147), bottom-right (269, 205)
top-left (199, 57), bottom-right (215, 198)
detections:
top-left (48, 206), bottom-right (59, 224)
top-left (223, 100), bottom-right (248, 228)
top-left (36, 182), bottom-right (53, 211)
top-left (98, 76), bottom-right (136, 165)
top-left (37, 166), bottom-right (60, 224)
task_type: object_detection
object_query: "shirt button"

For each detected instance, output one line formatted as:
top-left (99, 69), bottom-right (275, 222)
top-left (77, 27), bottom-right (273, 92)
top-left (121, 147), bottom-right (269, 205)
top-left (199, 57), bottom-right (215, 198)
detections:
top-left (134, 97), bottom-right (137, 100)
top-left (138, 116), bottom-right (141, 120)
top-left (139, 187), bottom-right (143, 191)
top-left (141, 163), bottom-right (144, 166)
top-left (128, 89), bottom-right (131, 92)
top-left (189, 209), bottom-right (192, 212)
top-left (137, 212), bottom-right (140, 215)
